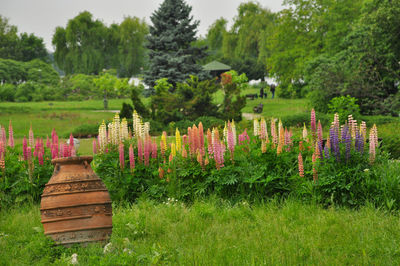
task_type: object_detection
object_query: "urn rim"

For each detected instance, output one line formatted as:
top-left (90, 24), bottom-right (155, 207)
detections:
top-left (51, 156), bottom-right (93, 165)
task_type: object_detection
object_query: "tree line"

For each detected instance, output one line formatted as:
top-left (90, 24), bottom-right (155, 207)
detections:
top-left (0, 0), bottom-right (399, 116)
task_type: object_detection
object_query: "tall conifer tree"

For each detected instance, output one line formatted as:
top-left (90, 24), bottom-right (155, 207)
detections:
top-left (144, 0), bottom-right (207, 89)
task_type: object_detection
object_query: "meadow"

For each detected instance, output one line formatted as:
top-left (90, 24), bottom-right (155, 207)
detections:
top-left (1, 93), bottom-right (400, 265)
top-left (2, 199), bottom-right (400, 265)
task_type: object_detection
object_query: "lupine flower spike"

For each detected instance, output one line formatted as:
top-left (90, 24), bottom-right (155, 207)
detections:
top-left (129, 144), bottom-right (135, 171)
top-left (8, 120), bottom-right (14, 148)
top-left (119, 142), bottom-right (124, 170)
top-left (298, 153), bottom-right (304, 177)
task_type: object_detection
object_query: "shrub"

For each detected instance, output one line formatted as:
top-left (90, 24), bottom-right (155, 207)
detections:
top-left (328, 95), bottom-right (360, 120)
top-left (0, 84), bottom-right (16, 101)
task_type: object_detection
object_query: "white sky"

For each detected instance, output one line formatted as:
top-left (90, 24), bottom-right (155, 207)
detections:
top-left (0, 0), bottom-right (285, 52)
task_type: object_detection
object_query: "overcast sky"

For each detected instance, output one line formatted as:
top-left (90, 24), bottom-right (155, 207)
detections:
top-left (0, 0), bottom-right (285, 52)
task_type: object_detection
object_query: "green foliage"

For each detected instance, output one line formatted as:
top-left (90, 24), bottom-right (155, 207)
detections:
top-left (0, 84), bottom-right (16, 101)
top-left (328, 96), bottom-right (361, 120)
top-left (176, 76), bottom-right (220, 120)
top-left (0, 58), bottom-right (59, 86)
top-left (220, 71), bottom-right (247, 121)
top-left (130, 84), bottom-right (149, 118)
top-left (144, 0), bottom-right (208, 88)
top-left (52, 12), bottom-right (147, 76)
top-left (120, 102), bottom-right (133, 119)
top-left (0, 147), bottom-right (53, 208)
top-left (0, 15), bottom-right (48, 62)
top-left (4, 200), bottom-right (400, 264)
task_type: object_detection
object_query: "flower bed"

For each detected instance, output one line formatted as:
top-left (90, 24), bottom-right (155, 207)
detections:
top-left (1, 110), bottom-right (399, 209)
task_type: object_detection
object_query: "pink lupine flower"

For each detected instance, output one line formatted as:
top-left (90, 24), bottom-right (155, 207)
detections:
top-left (27, 147), bottom-right (32, 161)
top-left (69, 133), bottom-right (74, 148)
top-left (311, 109), bottom-right (316, 142)
top-left (29, 125), bottom-right (34, 147)
top-left (93, 139), bottom-right (97, 154)
top-left (144, 136), bottom-right (151, 166)
top-left (207, 129), bottom-right (213, 157)
top-left (182, 134), bottom-right (188, 146)
top-left (1, 128), bottom-right (6, 147)
top-left (71, 147), bottom-right (76, 157)
top-left (23, 137), bottom-right (28, 160)
top-left (38, 151), bottom-right (44, 165)
top-left (129, 144), bottom-right (135, 170)
top-left (46, 136), bottom-right (51, 149)
top-left (298, 153), bottom-right (304, 177)
top-left (138, 138), bottom-right (143, 164)
top-left (227, 123), bottom-right (234, 160)
top-left (63, 144), bottom-right (70, 157)
top-left (119, 142), bottom-right (124, 170)
top-left (51, 144), bottom-right (58, 159)
top-left (152, 141), bottom-right (158, 159)
top-left (8, 120), bottom-right (14, 148)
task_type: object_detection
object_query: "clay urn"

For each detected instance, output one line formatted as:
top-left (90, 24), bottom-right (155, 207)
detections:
top-left (40, 156), bottom-right (112, 246)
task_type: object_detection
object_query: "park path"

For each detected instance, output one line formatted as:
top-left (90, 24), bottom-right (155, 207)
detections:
top-left (242, 113), bottom-right (261, 120)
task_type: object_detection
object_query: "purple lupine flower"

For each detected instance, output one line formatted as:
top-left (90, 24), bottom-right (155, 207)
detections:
top-left (341, 125), bottom-right (349, 142)
top-left (324, 144), bottom-right (330, 159)
top-left (318, 140), bottom-right (324, 160)
top-left (345, 130), bottom-right (351, 161)
top-left (330, 127), bottom-right (340, 162)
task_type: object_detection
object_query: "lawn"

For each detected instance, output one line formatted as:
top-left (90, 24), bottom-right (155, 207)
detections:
top-left (1, 199), bottom-right (400, 265)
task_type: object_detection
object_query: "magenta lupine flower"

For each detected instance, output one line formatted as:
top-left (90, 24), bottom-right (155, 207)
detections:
top-left (119, 142), bottom-right (124, 170)
top-left (51, 144), bottom-right (58, 159)
top-left (93, 139), bottom-right (97, 154)
top-left (23, 137), bottom-right (28, 160)
top-left (207, 129), bottom-right (213, 157)
top-left (271, 119), bottom-right (277, 145)
top-left (8, 120), bottom-right (14, 148)
top-left (129, 144), bottom-right (135, 170)
top-left (311, 109), bottom-right (316, 142)
top-left (38, 151), bottom-right (44, 165)
top-left (151, 141), bottom-right (157, 159)
top-left (238, 129), bottom-right (250, 145)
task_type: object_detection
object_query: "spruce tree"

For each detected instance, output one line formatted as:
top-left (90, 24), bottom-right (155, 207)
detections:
top-left (144, 0), bottom-right (207, 89)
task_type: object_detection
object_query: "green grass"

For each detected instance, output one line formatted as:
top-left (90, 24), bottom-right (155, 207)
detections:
top-left (0, 99), bottom-right (130, 139)
top-left (1, 199), bottom-right (400, 265)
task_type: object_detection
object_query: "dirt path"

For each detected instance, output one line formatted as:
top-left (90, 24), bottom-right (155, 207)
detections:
top-left (242, 113), bottom-right (261, 120)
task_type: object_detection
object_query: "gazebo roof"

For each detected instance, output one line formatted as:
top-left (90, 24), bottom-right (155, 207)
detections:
top-left (203, 60), bottom-right (231, 71)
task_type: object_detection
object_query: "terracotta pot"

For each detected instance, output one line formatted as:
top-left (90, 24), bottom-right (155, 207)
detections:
top-left (40, 156), bottom-right (112, 246)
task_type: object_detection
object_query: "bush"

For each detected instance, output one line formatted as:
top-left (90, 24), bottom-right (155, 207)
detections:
top-left (15, 81), bottom-right (39, 102)
top-left (328, 95), bottom-right (361, 120)
top-left (0, 84), bottom-right (16, 101)
top-left (70, 123), bottom-right (100, 138)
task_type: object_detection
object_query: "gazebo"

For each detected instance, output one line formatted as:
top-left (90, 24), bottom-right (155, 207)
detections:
top-left (203, 60), bottom-right (231, 79)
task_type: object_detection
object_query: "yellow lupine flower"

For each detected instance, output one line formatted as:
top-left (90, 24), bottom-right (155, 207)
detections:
top-left (176, 128), bottom-right (181, 153)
